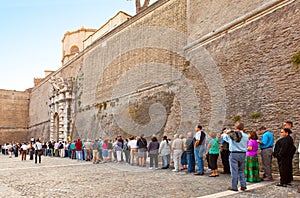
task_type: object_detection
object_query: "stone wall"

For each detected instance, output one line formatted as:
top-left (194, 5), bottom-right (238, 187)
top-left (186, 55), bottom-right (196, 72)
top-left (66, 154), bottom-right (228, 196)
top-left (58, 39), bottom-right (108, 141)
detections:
top-left (187, 0), bottom-right (271, 39)
top-left (3, 0), bottom-right (298, 174)
top-left (0, 89), bottom-right (29, 144)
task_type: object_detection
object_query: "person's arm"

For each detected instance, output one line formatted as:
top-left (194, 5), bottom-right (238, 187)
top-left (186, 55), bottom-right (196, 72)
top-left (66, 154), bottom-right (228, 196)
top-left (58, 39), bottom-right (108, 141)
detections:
top-left (247, 141), bottom-right (253, 151)
top-left (206, 142), bottom-right (211, 155)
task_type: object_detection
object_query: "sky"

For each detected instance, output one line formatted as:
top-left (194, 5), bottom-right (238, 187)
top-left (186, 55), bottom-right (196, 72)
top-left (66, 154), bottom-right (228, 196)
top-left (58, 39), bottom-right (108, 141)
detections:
top-left (0, 0), bottom-right (137, 91)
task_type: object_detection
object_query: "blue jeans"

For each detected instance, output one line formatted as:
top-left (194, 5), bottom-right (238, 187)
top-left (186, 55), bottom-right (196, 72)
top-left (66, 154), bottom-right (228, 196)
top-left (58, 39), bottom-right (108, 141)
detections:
top-left (186, 151), bottom-right (195, 173)
top-left (194, 146), bottom-right (205, 173)
top-left (162, 155), bottom-right (169, 167)
top-left (76, 151), bottom-right (83, 160)
top-left (229, 153), bottom-right (246, 190)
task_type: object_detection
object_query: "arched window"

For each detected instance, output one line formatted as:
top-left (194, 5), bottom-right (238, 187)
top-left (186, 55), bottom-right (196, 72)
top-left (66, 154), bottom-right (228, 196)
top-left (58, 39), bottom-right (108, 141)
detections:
top-left (70, 45), bottom-right (79, 54)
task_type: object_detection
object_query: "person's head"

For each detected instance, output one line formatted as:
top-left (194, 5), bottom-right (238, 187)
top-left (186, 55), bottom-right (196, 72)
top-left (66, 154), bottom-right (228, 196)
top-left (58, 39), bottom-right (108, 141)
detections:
top-left (248, 131), bottom-right (258, 140)
top-left (151, 136), bottom-right (158, 142)
top-left (208, 132), bottom-right (217, 139)
top-left (174, 134), bottom-right (179, 139)
top-left (280, 128), bottom-right (292, 138)
top-left (235, 122), bottom-right (244, 131)
top-left (186, 132), bottom-right (193, 138)
top-left (258, 126), bottom-right (267, 135)
top-left (163, 135), bottom-right (168, 141)
top-left (196, 125), bottom-right (202, 132)
top-left (283, 121), bottom-right (293, 129)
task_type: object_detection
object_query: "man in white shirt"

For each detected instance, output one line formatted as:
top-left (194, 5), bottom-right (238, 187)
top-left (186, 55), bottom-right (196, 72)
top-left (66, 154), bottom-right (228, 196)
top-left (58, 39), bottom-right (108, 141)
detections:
top-left (194, 125), bottom-right (206, 175)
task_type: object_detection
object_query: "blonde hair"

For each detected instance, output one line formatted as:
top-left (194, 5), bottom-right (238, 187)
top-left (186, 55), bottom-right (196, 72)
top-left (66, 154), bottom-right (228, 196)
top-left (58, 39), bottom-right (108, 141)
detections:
top-left (209, 131), bottom-right (217, 138)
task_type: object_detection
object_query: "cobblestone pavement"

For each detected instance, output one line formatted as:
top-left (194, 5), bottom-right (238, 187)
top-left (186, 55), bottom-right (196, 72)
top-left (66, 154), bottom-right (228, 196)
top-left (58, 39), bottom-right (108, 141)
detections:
top-left (0, 155), bottom-right (299, 198)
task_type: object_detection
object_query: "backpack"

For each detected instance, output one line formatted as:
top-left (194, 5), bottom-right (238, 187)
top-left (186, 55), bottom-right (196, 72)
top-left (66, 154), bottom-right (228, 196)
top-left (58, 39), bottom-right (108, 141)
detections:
top-left (229, 131), bottom-right (242, 143)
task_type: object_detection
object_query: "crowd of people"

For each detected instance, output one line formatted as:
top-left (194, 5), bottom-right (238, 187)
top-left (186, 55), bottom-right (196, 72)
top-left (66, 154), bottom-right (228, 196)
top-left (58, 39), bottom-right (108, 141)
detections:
top-left (0, 121), bottom-right (298, 192)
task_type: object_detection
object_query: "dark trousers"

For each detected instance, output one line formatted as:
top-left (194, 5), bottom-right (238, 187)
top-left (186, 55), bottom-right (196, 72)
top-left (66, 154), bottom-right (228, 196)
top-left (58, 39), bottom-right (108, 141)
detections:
top-left (209, 154), bottom-right (219, 170)
top-left (35, 150), bottom-right (41, 163)
top-left (278, 157), bottom-right (293, 184)
top-left (186, 151), bottom-right (195, 173)
top-left (29, 151), bottom-right (34, 160)
top-left (149, 153), bottom-right (158, 168)
top-left (221, 149), bottom-right (230, 173)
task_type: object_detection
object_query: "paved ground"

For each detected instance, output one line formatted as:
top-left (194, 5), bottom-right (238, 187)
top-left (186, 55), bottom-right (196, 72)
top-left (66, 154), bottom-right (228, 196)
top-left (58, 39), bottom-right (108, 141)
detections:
top-left (0, 154), bottom-right (299, 198)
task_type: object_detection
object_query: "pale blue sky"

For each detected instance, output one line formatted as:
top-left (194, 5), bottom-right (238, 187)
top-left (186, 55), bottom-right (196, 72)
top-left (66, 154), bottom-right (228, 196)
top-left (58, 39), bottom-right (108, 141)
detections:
top-left (0, 0), bottom-right (138, 91)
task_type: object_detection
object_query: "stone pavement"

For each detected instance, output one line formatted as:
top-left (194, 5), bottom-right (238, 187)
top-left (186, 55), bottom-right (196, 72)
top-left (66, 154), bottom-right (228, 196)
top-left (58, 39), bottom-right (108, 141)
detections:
top-left (0, 154), bottom-right (299, 198)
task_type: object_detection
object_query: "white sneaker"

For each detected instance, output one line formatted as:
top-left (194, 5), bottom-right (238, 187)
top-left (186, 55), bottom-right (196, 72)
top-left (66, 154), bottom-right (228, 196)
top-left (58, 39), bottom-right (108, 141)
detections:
top-left (172, 169), bottom-right (178, 172)
top-left (149, 167), bottom-right (153, 170)
top-left (155, 168), bottom-right (159, 170)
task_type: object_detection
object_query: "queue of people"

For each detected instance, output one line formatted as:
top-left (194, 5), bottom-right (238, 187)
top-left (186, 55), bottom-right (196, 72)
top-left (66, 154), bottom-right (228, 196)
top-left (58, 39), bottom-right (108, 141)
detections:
top-left (0, 121), bottom-right (297, 192)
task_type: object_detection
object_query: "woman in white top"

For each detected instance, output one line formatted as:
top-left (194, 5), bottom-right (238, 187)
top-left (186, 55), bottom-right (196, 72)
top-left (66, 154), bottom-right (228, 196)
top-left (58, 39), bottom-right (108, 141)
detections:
top-left (159, 136), bottom-right (171, 169)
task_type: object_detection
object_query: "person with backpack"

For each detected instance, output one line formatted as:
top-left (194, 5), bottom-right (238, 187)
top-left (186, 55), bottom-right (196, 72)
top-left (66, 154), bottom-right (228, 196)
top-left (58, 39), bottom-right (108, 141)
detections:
top-left (222, 122), bottom-right (248, 191)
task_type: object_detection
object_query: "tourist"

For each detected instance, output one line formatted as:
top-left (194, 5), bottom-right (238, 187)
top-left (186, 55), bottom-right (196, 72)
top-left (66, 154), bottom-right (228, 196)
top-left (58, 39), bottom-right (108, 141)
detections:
top-left (205, 133), bottom-right (212, 174)
top-left (70, 140), bottom-right (76, 159)
top-left (273, 128), bottom-right (296, 187)
top-left (257, 126), bottom-right (274, 181)
top-left (222, 122), bottom-right (248, 191)
top-left (148, 136), bottom-right (160, 169)
top-left (171, 134), bottom-right (183, 172)
top-left (82, 139), bottom-right (86, 160)
top-left (245, 131), bottom-right (260, 182)
top-left (185, 132), bottom-right (195, 173)
top-left (107, 139), bottom-right (113, 162)
top-left (20, 142), bottom-right (28, 161)
top-left (137, 134), bottom-right (147, 167)
top-left (84, 139), bottom-right (93, 161)
top-left (159, 135), bottom-right (171, 169)
top-left (206, 132), bottom-right (219, 177)
top-left (48, 141), bottom-right (54, 157)
top-left (102, 139), bottom-right (109, 162)
top-left (7, 143), bottom-right (13, 158)
top-left (128, 136), bottom-right (138, 166)
top-left (180, 134), bottom-right (187, 170)
top-left (284, 121), bottom-right (295, 141)
top-left (92, 139), bottom-right (100, 164)
top-left (54, 141), bottom-right (59, 157)
top-left (112, 138), bottom-right (118, 162)
top-left (116, 137), bottom-right (123, 163)
top-left (29, 142), bottom-right (34, 160)
top-left (34, 139), bottom-right (43, 164)
top-left (123, 138), bottom-right (130, 164)
top-left (98, 138), bottom-right (103, 162)
top-left (220, 128), bottom-right (230, 174)
top-left (75, 139), bottom-right (83, 160)
top-left (194, 125), bottom-right (206, 175)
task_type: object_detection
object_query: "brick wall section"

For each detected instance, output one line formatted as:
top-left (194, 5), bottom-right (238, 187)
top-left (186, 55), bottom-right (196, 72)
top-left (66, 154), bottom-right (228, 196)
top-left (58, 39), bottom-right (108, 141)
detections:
top-left (0, 89), bottom-right (29, 144)
top-left (198, 1), bottom-right (300, 173)
top-left (187, 0), bottom-right (270, 39)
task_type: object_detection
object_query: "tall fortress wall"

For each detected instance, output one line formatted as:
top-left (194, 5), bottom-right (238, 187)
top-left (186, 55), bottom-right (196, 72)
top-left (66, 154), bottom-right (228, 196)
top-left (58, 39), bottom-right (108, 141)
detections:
top-left (1, 0), bottom-right (299, 172)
